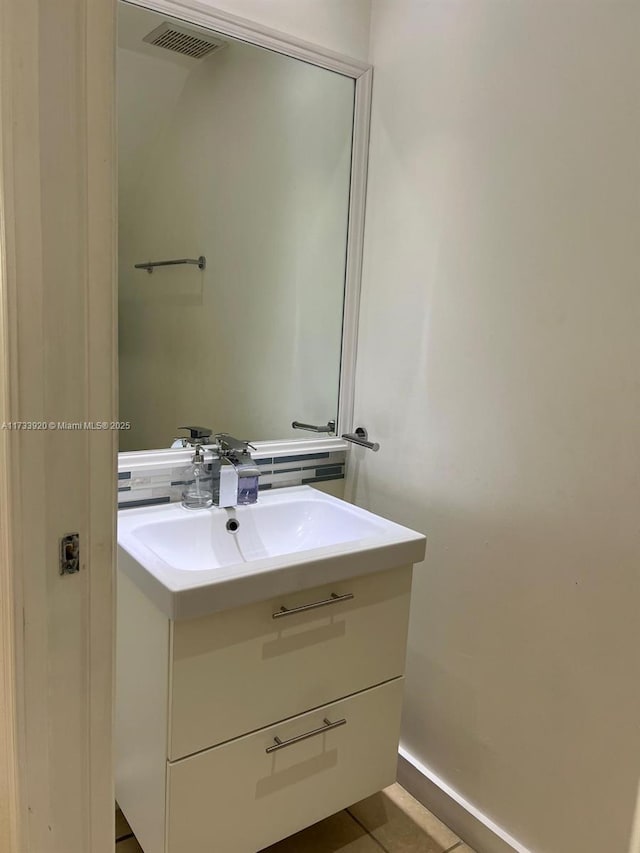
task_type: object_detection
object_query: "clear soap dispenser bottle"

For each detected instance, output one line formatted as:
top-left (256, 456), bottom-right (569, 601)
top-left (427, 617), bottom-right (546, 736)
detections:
top-left (181, 444), bottom-right (213, 509)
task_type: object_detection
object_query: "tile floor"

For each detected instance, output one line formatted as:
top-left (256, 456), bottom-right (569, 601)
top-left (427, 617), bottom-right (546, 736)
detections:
top-left (116, 783), bottom-right (475, 852)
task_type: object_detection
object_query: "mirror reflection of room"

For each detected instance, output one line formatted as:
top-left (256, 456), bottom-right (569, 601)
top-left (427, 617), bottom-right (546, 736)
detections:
top-left (118, 3), bottom-right (355, 452)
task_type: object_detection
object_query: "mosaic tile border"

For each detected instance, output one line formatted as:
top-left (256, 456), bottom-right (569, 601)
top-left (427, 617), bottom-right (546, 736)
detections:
top-left (117, 449), bottom-right (346, 509)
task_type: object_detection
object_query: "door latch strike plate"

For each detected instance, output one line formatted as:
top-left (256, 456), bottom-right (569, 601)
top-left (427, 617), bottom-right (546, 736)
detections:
top-left (60, 533), bottom-right (80, 575)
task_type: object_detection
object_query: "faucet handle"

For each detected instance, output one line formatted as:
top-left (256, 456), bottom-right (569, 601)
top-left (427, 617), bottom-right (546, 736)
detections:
top-left (215, 433), bottom-right (256, 455)
top-left (178, 425), bottom-right (213, 444)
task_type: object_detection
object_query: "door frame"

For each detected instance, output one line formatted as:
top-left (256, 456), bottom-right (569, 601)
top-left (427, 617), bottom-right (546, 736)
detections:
top-left (0, 1), bottom-right (117, 851)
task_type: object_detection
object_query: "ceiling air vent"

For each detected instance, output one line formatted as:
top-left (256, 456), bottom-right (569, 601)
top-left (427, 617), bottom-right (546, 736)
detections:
top-left (143, 22), bottom-right (226, 60)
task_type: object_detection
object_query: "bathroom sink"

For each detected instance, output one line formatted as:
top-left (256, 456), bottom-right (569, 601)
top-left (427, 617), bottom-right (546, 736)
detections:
top-left (118, 486), bottom-right (426, 619)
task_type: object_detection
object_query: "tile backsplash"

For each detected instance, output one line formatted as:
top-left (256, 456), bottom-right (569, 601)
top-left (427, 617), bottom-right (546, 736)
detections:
top-left (117, 448), bottom-right (346, 510)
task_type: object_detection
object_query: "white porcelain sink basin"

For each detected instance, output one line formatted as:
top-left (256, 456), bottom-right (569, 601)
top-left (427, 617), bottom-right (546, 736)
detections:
top-left (130, 493), bottom-right (390, 571)
top-left (118, 486), bottom-right (426, 619)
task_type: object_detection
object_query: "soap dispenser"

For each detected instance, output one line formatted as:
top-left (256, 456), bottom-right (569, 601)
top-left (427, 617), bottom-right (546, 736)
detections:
top-left (181, 444), bottom-right (213, 510)
top-left (236, 458), bottom-right (260, 505)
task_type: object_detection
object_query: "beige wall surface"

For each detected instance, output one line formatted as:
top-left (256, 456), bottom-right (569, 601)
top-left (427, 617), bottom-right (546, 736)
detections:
top-left (196, 0), bottom-right (371, 61)
top-left (347, 2), bottom-right (640, 852)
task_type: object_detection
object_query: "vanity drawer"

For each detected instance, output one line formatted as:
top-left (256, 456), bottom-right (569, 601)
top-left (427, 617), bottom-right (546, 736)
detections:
top-left (167, 677), bottom-right (404, 853)
top-left (169, 566), bottom-right (412, 760)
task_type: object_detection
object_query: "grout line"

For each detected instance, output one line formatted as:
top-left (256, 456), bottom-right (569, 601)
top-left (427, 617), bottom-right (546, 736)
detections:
top-left (116, 832), bottom-right (135, 844)
top-left (345, 809), bottom-right (391, 853)
top-left (445, 843), bottom-right (464, 852)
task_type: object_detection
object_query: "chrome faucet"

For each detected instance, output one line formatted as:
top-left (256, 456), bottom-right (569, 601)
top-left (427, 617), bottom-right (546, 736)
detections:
top-left (213, 434), bottom-right (260, 506)
top-left (174, 427), bottom-right (260, 508)
top-left (171, 425), bottom-right (213, 448)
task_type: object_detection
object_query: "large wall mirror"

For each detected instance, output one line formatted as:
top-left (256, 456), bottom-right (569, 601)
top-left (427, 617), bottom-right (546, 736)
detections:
top-left (118, 1), bottom-right (370, 452)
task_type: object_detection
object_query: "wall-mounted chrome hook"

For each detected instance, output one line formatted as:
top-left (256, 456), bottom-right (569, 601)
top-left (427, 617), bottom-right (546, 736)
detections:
top-left (341, 426), bottom-right (380, 451)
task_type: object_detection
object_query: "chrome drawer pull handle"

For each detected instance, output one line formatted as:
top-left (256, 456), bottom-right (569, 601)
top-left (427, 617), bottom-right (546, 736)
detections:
top-left (272, 592), bottom-right (354, 619)
top-left (266, 717), bottom-right (347, 753)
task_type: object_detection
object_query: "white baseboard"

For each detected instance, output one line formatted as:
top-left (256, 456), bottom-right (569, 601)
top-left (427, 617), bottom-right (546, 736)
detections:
top-left (397, 746), bottom-right (535, 853)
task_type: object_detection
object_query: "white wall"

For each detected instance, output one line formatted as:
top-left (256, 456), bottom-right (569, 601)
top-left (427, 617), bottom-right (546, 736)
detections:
top-left (118, 21), bottom-right (354, 450)
top-left (197, 0), bottom-right (371, 60)
top-left (348, 2), bottom-right (640, 853)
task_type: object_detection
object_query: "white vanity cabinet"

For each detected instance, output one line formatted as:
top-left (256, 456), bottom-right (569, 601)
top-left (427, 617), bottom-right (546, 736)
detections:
top-left (116, 564), bottom-right (414, 853)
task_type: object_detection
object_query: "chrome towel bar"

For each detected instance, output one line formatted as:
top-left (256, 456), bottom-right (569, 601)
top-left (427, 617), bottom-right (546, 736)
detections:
top-left (291, 419), bottom-right (335, 434)
top-left (135, 256), bottom-right (206, 273)
top-left (341, 426), bottom-right (380, 452)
